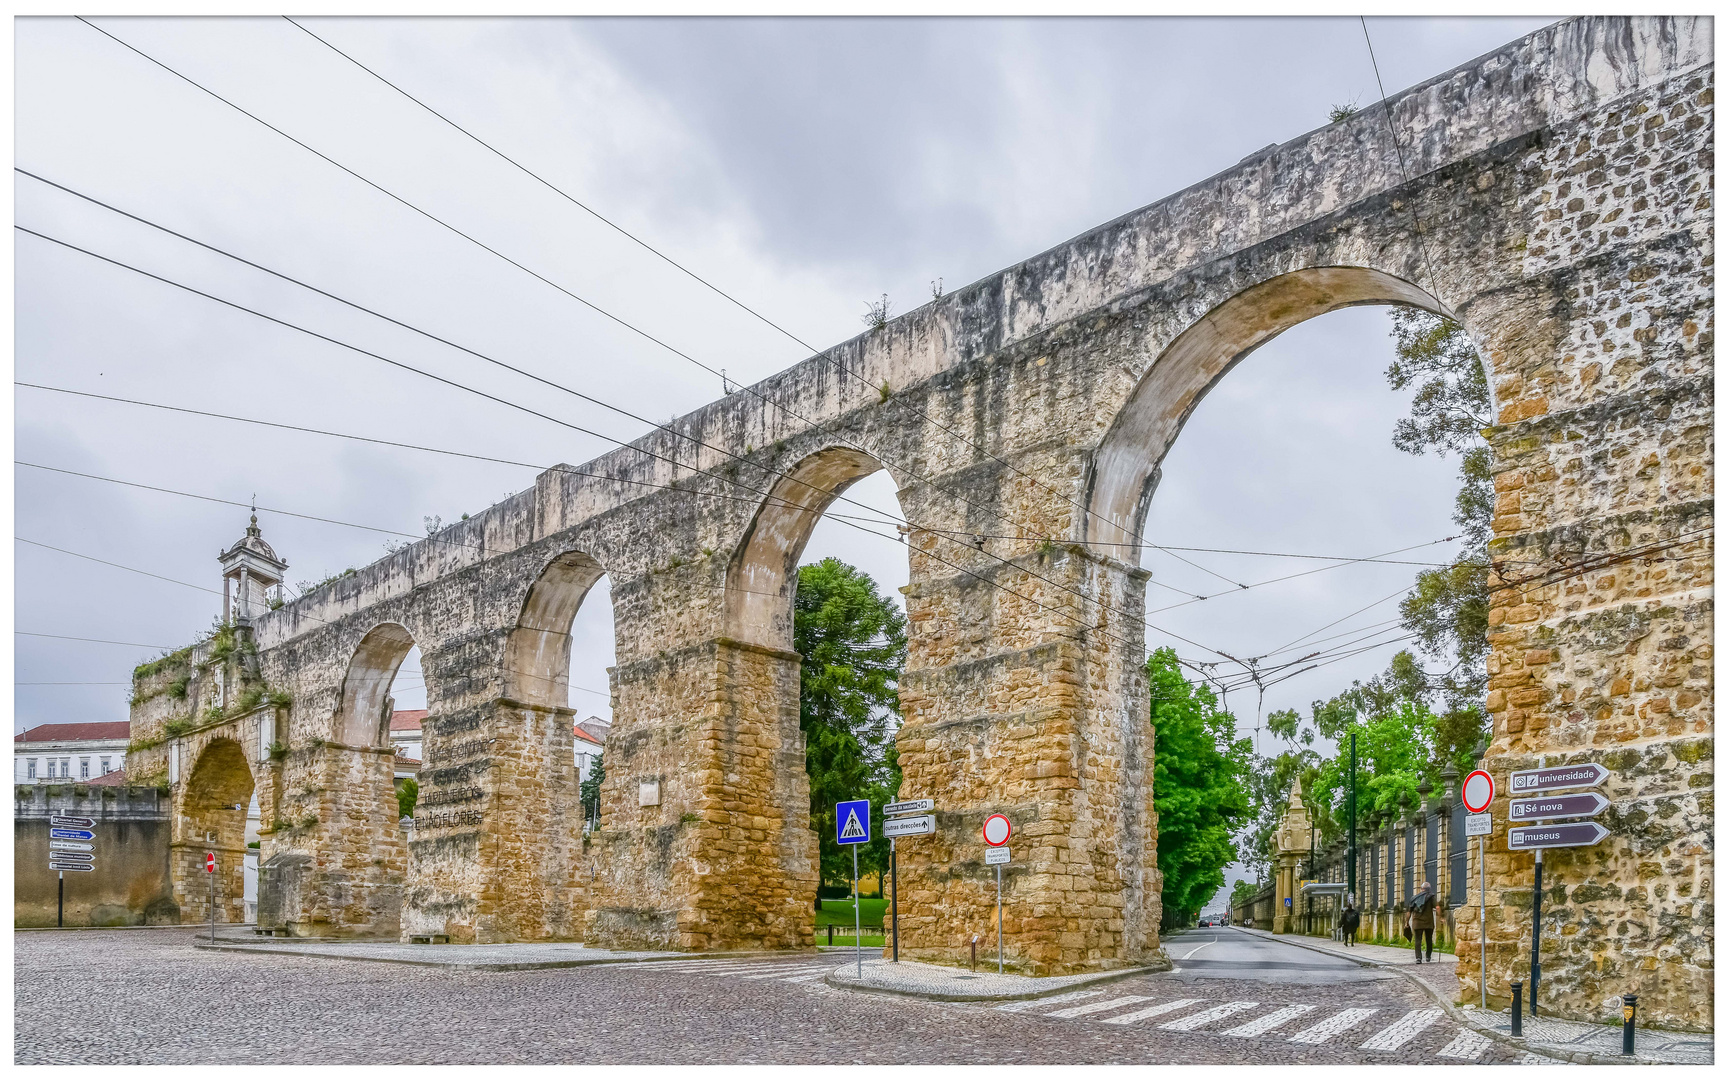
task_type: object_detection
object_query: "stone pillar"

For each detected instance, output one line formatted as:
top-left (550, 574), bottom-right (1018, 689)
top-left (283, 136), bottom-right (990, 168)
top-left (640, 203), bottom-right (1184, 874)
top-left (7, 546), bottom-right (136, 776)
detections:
top-left (1268, 778), bottom-right (1312, 935)
top-left (894, 542), bottom-right (1157, 975)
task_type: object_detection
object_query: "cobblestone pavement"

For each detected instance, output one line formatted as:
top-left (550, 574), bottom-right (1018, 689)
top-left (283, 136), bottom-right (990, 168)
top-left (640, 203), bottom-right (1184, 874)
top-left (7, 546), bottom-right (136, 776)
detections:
top-left (15, 929), bottom-right (1546, 1065)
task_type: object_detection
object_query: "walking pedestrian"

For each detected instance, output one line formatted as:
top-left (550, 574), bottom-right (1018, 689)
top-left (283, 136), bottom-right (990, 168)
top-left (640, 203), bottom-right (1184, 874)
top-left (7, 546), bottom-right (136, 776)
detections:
top-left (1408, 879), bottom-right (1441, 962)
top-left (1340, 898), bottom-right (1361, 947)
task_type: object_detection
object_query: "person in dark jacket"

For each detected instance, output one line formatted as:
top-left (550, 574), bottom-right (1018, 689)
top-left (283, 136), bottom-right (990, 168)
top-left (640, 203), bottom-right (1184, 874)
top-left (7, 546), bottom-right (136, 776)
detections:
top-left (1407, 880), bottom-right (1441, 962)
top-left (1340, 900), bottom-right (1361, 946)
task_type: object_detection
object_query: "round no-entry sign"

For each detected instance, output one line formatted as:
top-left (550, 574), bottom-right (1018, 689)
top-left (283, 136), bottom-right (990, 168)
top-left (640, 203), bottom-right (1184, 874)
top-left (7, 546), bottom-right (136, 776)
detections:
top-left (205, 852), bottom-right (216, 873)
top-left (982, 814), bottom-right (1012, 847)
top-left (1462, 769), bottom-right (1495, 814)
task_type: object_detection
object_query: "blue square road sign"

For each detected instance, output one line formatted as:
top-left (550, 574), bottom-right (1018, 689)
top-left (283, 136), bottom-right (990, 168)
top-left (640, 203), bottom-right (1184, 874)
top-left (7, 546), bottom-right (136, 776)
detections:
top-left (836, 799), bottom-right (871, 845)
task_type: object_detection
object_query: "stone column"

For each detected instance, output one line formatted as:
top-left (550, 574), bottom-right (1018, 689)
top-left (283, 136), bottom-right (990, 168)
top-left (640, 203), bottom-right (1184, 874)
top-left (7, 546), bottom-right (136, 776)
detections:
top-left (893, 541), bottom-right (1157, 975)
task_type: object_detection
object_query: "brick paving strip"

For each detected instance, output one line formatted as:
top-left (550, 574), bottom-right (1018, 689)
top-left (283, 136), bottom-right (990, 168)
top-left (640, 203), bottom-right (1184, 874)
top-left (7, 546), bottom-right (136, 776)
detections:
top-left (1236, 927), bottom-right (1714, 1065)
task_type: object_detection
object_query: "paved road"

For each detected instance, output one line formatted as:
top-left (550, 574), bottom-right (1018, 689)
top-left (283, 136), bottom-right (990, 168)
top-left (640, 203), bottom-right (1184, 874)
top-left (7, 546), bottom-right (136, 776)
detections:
top-left (1163, 926), bottom-right (1390, 984)
top-left (14, 928), bottom-right (1537, 1065)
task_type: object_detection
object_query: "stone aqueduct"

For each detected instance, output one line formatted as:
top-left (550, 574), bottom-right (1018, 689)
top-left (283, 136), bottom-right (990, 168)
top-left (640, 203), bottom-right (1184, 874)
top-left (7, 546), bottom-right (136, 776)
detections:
top-left (127, 17), bottom-right (1712, 1028)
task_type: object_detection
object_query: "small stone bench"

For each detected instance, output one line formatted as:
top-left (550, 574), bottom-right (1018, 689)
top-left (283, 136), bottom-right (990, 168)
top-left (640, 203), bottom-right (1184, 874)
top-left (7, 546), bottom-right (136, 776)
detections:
top-left (409, 934), bottom-right (451, 944)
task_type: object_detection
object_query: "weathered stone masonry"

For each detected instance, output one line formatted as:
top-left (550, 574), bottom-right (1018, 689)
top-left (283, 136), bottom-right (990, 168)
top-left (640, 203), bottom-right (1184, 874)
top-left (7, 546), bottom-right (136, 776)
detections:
top-left (128, 17), bottom-right (1710, 1025)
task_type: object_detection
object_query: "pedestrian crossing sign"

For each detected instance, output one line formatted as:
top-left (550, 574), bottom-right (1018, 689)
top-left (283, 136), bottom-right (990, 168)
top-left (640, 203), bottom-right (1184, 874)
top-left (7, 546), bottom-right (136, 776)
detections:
top-left (836, 799), bottom-right (870, 845)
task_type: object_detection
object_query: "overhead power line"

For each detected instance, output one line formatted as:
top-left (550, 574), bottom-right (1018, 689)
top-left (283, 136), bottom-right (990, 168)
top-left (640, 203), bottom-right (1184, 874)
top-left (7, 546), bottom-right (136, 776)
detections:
top-left (279, 15), bottom-right (1232, 587)
top-left (74, 15), bottom-right (1241, 595)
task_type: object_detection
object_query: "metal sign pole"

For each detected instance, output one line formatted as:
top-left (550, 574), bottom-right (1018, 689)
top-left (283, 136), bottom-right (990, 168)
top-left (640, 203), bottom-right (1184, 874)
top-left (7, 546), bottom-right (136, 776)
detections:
top-left (211, 855), bottom-right (217, 943)
top-left (853, 843), bottom-right (861, 978)
top-left (1479, 835), bottom-right (1487, 1010)
top-left (57, 870), bottom-right (64, 928)
top-left (890, 837), bottom-right (899, 963)
top-left (1531, 847), bottom-right (1543, 1016)
top-left (996, 863), bottom-right (1003, 973)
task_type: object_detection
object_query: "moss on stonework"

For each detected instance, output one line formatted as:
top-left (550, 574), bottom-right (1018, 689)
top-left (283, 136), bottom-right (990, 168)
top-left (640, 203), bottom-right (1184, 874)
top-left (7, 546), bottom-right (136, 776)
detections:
top-left (133, 644), bottom-right (194, 682)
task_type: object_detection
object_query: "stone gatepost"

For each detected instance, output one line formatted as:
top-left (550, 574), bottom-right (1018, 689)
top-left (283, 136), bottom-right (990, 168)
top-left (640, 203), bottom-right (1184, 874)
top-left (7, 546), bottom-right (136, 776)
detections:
top-left (894, 541), bottom-right (1158, 975)
top-left (1270, 779), bottom-right (1312, 934)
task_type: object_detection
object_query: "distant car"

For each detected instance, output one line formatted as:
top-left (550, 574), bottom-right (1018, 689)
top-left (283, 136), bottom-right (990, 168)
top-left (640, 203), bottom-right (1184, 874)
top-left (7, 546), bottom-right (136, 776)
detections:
top-left (1198, 919), bottom-right (1210, 927)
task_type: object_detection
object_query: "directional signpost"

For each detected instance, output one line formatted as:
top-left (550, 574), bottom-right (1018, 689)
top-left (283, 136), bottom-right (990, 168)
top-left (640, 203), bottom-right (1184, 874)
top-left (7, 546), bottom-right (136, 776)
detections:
top-left (1460, 769), bottom-right (1494, 1008)
top-left (1505, 762), bottom-right (1611, 1016)
top-left (882, 799), bottom-right (936, 963)
top-left (835, 800), bottom-right (871, 977)
top-left (982, 815), bottom-right (1011, 972)
top-left (48, 815), bottom-right (98, 926)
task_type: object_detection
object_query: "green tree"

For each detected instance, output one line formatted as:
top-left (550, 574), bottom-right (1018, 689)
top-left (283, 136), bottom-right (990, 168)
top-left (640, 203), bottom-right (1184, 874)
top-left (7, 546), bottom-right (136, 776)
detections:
top-left (580, 752), bottom-right (604, 829)
top-left (1387, 309), bottom-right (1492, 736)
top-left (794, 558), bottom-right (908, 892)
top-left (1148, 649), bottom-right (1255, 930)
top-left (395, 777), bottom-right (418, 819)
top-left (1229, 878), bottom-right (1261, 909)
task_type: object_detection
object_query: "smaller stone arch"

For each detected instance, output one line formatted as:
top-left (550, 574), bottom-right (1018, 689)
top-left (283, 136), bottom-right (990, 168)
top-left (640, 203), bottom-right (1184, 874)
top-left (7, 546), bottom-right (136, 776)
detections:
top-left (333, 622), bottom-right (415, 748)
top-left (503, 549), bottom-right (608, 708)
top-left (726, 445), bottom-right (892, 652)
top-left (174, 736), bottom-right (256, 925)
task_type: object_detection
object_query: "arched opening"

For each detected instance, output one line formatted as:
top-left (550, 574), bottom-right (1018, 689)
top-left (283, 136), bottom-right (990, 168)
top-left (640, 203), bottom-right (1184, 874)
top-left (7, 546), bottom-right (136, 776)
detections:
top-left (502, 548), bottom-right (612, 834)
top-left (727, 446), bottom-right (909, 945)
top-left (180, 737), bottom-right (254, 925)
top-left (1088, 265), bottom-right (1488, 932)
top-left (334, 622), bottom-right (415, 749)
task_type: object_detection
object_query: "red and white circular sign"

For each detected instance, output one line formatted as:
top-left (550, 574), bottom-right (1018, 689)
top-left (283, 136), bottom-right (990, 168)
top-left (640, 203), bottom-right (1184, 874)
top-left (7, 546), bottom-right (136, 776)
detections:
top-left (204, 852), bottom-right (216, 873)
top-left (982, 814), bottom-right (1012, 847)
top-left (1462, 769), bottom-right (1495, 814)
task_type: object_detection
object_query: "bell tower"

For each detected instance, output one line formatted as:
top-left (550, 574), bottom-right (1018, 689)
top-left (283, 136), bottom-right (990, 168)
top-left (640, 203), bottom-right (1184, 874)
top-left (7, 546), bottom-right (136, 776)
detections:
top-left (219, 513), bottom-right (288, 625)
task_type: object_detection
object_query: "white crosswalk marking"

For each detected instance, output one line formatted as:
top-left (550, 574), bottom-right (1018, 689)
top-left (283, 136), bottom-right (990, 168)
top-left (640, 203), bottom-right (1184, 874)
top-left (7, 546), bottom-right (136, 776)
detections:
top-left (738, 966), bottom-right (836, 980)
top-left (1222, 1003), bottom-right (1318, 1038)
top-left (779, 972), bottom-right (831, 983)
top-left (997, 990), bottom-right (1103, 1012)
top-left (1160, 1001), bottom-right (1259, 1031)
top-left (1437, 1029), bottom-right (1494, 1060)
top-left (1359, 1008), bottom-right (1444, 1051)
top-left (1044, 995), bottom-right (1155, 1019)
top-left (1289, 1008), bottom-right (1378, 1044)
top-left (1100, 999), bottom-right (1205, 1026)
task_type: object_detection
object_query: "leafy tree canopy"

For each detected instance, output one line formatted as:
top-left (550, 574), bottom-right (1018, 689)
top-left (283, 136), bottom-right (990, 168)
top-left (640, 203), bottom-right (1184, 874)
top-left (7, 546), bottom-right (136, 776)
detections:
top-left (795, 558), bottom-right (908, 888)
top-left (1149, 648), bottom-right (1254, 928)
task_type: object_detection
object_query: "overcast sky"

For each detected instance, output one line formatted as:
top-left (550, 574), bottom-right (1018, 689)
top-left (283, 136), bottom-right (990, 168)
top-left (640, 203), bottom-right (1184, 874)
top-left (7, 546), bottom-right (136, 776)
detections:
top-left (15, 16), bottom-right (1555, 904)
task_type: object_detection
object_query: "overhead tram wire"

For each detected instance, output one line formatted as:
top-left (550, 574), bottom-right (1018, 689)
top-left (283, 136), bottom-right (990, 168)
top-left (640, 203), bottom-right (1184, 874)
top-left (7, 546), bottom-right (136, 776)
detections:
top-left (20, 383), bottom-right (1454, 578)
top-left (17, 631), bottom-right (180, 650)
top-left (20, 386), bottom-right (1426, 686)
top-left (12, 228), bottom-right (1231, 667)
top-left (279, 15), bottom-right (1244, 591)
top-left (14, 167), bottom-right (1220, 620)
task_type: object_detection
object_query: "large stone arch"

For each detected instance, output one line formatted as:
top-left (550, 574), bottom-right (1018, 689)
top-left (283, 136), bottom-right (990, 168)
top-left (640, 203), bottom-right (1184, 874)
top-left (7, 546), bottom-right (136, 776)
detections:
top-left (333, 622), bottom-right (416, 747)
top-left (1086, 266), bottom-right (1459, 552)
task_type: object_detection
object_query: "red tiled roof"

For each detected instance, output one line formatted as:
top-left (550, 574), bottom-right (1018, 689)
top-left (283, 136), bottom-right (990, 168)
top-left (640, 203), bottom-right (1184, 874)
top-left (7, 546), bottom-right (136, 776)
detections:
top-left (572, 728), bottom-right (604, 750)
top-left (390, 710), bottom-right (428, 732)
top-left (14, 722), bottom-right (131, 743)
top-left (84, 769), bottom-right (129, 787)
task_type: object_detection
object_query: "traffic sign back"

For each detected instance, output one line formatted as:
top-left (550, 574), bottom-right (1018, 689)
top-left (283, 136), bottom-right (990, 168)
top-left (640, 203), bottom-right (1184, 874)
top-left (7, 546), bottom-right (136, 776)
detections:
top-left (836, 800), bottom-right (871, 845)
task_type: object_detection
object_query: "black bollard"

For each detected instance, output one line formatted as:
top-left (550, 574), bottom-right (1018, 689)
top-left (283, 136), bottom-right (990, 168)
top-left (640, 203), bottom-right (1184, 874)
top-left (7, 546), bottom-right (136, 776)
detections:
top-left (1510, 981), bottom-right (1523, 1037)
top-left (1622, 994), bottom-right (1637, 1056)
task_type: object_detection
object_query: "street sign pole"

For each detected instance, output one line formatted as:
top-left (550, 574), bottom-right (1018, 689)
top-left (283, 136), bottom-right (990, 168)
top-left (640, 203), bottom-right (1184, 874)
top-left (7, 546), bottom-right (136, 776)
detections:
top-left (211, 853), bottom-right (217, 944)
top-left (1531, 848), bottom-right (1542, 1017)
top-left (996, 862), bottom-right (1003, 973)
top-left (852, 843), bottom-right (861, 978)
top-left (57, 871), bottom-right (64, 929)
top-left (1479, 835), bottom-right (1487, 1010)
top-left (891, 837), bottom-right (901, 962)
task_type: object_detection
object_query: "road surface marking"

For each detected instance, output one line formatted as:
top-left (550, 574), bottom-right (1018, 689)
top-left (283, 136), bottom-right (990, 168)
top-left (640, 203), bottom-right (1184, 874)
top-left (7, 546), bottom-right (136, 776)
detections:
top-left (1222, 1003), bottom-right (1318, 1038)
top-left (1045, 995), bottom-right (1155, 1019)
top-left (738, 966), bottom-right (836, 979)
top-left (1359, 1008), bottom-right (1444, 1051)
top-left (1288, 1008), bottom-right (1378, 1044)
top-left (1177, 936), bottom-right (1216, 960)
top-left (1099, 998), bottom-right (1205, 1025)
top-left (1437, 1030), bottom-right (1493, 1060)
top-left (997, 990), bottom-right (1103, 1012)
top-left (779, 972), bottom-right (832, 983)
top-left (1160, 1001), bottom-right (1259, 1031)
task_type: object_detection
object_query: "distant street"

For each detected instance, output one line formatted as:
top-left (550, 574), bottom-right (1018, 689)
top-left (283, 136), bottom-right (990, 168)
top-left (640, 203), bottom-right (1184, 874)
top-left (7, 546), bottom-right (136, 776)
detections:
top-left (15, 928), bottom-right (1540, 1065)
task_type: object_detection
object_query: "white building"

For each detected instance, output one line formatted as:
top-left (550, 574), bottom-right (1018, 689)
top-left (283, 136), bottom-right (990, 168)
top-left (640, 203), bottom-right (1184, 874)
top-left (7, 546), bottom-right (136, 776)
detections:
top-left (575, 716), bottom-right (609, 787)
top-left (14, 722), bottom-right (131, 784)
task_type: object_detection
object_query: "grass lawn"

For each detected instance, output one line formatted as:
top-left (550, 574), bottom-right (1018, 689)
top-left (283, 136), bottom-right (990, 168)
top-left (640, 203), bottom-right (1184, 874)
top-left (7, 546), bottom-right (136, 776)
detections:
top-left (814, 898), bottom-right (889, 927)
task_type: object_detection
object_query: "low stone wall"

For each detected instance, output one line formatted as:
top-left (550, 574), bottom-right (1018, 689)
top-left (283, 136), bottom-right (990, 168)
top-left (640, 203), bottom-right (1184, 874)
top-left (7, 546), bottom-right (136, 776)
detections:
top-left (14, 785), bottom-right (175, 927)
